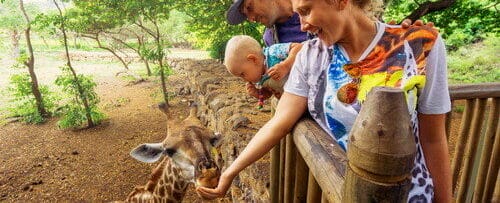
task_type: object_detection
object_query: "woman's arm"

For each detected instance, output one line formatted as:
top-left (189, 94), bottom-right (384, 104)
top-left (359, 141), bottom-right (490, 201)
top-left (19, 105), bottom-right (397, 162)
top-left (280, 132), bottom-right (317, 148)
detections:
top-left (418, 113), bottom-right (452, 203)
top-left (196, 92), bottom-right (308, 199)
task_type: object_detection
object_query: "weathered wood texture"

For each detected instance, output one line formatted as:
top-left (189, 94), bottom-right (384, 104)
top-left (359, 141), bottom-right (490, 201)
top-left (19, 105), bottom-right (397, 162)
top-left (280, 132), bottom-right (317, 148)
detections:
top-left (449, 83), bottom-right (500, 100)
top-left (293, 154), bottom-right (308, 203)
top-left (284, 134), bottom-right (297, 203)
top-left (293, 118), bottom-right (347, 203)
top-left (306, 172), bottom-right (321, 203)
top-left (344, 87), bottom-right (415, 202)
top-left (456, 98), bottom-right (488, 202)
top-left (473, 98), bottom-right (499, 202)
top-left (451, 99), bottom-right (474, 188)
top-left (270, 146), bottom-right (280, 203)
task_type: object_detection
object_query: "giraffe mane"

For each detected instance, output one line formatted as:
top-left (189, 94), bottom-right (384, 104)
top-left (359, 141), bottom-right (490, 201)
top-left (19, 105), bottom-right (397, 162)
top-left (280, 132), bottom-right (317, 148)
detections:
top-left (145, 158), bottom-right (168, 192)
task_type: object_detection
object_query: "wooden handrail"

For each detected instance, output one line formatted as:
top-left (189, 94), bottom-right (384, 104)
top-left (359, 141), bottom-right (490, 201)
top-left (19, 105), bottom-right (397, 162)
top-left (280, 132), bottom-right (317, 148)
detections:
top-left (292, 118), bottom-right (346, 203)
top-left (449, 83), bottom-right (500, 100)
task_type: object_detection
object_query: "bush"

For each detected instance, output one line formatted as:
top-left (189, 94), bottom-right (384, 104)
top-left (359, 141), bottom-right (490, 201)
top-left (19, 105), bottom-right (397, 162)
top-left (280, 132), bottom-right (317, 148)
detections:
top-left (55, 65), bottom-right (105, 129)
top-left (5, 73), bottom-right (57, 124)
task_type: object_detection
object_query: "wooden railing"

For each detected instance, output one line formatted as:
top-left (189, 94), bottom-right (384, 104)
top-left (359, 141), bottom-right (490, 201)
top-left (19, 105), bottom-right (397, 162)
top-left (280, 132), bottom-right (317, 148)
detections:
top-left (269, 83), bottom-right (500, 202)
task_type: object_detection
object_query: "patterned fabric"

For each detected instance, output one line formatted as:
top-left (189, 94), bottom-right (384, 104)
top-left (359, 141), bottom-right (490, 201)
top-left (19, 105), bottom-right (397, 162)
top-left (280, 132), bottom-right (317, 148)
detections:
top-left (322, 45), bottom-right (357, 150)
top-left (263, 42), bottom-right (292, 68)
top-left (284, 22), bottom-right (450, 202)
top-left (256, 43), bottom-right (292, 94)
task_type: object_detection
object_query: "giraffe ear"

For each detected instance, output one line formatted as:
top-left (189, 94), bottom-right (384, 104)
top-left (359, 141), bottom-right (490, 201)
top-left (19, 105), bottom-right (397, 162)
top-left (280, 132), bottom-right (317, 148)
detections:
top-left (130, 143), bottom-right (164, 163)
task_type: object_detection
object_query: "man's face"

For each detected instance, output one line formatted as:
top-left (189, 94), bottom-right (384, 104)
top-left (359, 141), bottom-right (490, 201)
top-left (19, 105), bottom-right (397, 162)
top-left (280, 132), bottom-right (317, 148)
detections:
top-left (241, 0), bottom-right (280, 27)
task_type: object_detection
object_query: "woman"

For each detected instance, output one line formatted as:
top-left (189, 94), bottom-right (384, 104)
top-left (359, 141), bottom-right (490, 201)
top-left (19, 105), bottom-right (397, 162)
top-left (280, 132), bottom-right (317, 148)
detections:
top-left (197, 0), bottom-right (452, 202)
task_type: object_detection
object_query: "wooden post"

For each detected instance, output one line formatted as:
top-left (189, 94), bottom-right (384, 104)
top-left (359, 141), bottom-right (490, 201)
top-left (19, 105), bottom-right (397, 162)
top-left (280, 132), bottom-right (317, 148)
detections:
top-left (279, 138), bottom-right (286, 203)
top-left (445, 100), bottom-right (454, 140)
top-left (451, 99), bottom-right (474, 189)
top-left (284, 134), bottom-right (297, 203)
top-left (491, 174), bottom-right (500, 203)
top-left (457, 98), bottom-right (487, 202)
top-left (321, 193), bottom-right (329, 203)
top-left (473, 98), bottom-right (499, 202)
top-left (270, 145), bottom-right (280, 203)
top-left (306, 172), bottom-right (321, 203)
top-left (293, 153), bottom-right (308, 203)
top-left (344, 87), bottom-right (415, 202)
top-left (482, 115), bottom-right (500, 202)
top-left (270, 97), bottom-right (280, 203)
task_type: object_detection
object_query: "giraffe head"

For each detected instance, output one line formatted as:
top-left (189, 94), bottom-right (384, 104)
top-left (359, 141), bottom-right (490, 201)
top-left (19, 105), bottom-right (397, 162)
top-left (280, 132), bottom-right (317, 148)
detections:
top-left (130, 124), bottom-right (222, 189)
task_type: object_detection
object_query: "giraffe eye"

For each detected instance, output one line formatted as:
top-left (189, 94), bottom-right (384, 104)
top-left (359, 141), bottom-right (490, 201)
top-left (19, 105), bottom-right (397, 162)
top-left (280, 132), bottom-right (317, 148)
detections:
top-left (209, 138), bottom-right (218, 146)
top-left (164, 148), bottom-right (176, 157)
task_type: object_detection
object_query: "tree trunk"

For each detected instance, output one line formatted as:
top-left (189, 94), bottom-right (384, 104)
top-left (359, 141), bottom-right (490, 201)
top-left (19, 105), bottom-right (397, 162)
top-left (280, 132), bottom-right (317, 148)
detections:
top-left (11, 29), bottom-right (20, 59)
top-left (138, 36), bottom-right (152, 76)
top-left (20, 0), bottom-right (48, 117)
top-left (153, 22), bottom-right (168, 105)
top-left (54, 0), bottom-right (94, 128)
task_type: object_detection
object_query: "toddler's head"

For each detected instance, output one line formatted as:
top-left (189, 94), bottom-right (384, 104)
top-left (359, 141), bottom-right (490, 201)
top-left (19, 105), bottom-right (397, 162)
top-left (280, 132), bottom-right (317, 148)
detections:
top-left (224, 35), bottom-right (266, 83)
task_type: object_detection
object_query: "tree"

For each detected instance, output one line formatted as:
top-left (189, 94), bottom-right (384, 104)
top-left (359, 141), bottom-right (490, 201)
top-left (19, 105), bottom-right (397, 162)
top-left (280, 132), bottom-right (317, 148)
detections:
top-left (0, 0), bottom-right (27, 58)
top-left (174, 0), bottom-right (263, 60)
top-left (18, 0), bottom-right (48, 118)
top-left (384, 0), bottom-right (498, 49)
top-left (37, 0), bottom-right (105, 129)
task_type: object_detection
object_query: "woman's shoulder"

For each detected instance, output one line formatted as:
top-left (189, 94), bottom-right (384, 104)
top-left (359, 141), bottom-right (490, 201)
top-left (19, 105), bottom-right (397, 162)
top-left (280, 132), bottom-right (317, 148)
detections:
top-left (382, 22), bottom-right (440, 42)
top-left (379, 22), bottom-right (441, 55)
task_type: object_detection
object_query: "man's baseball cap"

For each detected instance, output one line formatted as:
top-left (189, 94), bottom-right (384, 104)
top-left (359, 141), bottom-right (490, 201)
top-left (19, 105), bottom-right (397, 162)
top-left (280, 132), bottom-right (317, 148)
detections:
top-left (226, 0), bottom-right (247, 25)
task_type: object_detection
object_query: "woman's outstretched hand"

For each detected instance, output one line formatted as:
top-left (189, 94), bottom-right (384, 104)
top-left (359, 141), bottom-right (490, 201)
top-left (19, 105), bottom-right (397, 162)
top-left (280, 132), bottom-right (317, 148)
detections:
top-left (196, 172), bottom-right (234, 200)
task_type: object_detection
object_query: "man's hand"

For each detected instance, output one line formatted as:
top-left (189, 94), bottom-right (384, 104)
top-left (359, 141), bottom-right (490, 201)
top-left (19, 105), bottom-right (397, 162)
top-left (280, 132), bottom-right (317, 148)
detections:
top-left (246, 82), bottom-right (273, 100)
top-left (268, 63), bottom-right (289, 81)
top-left (388, 19), bottom-right (434, 28)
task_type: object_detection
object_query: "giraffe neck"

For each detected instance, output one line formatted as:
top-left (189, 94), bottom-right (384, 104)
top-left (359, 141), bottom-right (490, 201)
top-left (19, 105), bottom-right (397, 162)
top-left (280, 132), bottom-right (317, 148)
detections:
top-left (127, 158), bottom-right (191, 203)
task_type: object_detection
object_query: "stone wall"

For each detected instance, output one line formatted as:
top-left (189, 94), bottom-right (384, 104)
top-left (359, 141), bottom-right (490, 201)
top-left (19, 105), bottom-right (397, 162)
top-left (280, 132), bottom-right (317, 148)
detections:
top-left (171, 59), bottom-right (272, 202)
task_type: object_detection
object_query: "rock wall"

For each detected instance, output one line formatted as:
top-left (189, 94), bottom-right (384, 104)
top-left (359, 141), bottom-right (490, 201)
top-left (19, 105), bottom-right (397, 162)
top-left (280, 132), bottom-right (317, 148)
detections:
top-left (171, 59), bottom-right (272, 202)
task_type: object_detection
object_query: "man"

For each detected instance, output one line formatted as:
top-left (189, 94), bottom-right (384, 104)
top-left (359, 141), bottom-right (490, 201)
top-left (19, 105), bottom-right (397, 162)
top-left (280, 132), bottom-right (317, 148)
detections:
top-left (226, 0), bottom-right (308, 46)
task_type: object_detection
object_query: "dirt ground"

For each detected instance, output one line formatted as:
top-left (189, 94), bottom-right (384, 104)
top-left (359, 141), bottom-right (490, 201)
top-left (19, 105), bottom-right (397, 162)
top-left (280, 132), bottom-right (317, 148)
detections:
top-left (0, 50), bottom-right (237, 202)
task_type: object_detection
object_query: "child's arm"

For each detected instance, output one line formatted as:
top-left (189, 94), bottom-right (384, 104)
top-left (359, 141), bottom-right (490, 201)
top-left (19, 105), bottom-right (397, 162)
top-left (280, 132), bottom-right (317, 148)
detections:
top-left (268, 43), bottom-right (304, 81)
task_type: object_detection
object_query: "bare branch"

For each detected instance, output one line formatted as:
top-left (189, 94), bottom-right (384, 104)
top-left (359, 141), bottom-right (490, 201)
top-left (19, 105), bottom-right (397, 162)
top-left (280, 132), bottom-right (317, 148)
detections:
top-left (405, 0), bottom-right (456, 22)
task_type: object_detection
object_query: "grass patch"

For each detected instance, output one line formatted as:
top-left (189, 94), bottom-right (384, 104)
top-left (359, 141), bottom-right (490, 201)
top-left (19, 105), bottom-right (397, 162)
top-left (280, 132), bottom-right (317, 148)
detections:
top-left (453, 105), bottom-right (465, 113)
top-left (447, 34), bottom-right (500, 84)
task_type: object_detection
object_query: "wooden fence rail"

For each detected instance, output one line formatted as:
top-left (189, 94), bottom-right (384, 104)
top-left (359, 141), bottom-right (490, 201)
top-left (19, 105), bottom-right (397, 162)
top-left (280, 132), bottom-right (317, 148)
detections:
top-left (269, 83), bottom-right (500, 202)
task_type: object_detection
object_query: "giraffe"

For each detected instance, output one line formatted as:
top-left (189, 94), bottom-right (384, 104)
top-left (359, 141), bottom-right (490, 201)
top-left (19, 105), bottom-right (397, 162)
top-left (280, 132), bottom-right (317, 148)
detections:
top-left (125, 102), bottom-right (222, 203)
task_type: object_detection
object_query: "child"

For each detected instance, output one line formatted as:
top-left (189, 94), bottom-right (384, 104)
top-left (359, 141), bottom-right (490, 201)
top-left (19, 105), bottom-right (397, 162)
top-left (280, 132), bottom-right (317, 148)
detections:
top-left (224, 35), bottom-right (303, 108)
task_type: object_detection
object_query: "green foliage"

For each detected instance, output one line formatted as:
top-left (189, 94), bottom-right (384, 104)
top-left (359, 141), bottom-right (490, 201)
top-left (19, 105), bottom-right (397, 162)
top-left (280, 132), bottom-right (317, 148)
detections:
top-left (54, 65), bottom-right (105, 129)
top-left (5, 73), bottom-right (57, 124)
top-left (447, 34), bottom-right (500, 84)
top-left (174, 0), bottom-right (264, 60)
top-left (384, 0), bottom-right (498, 50)
top-left (151, 63), bottom-right (174, 77)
